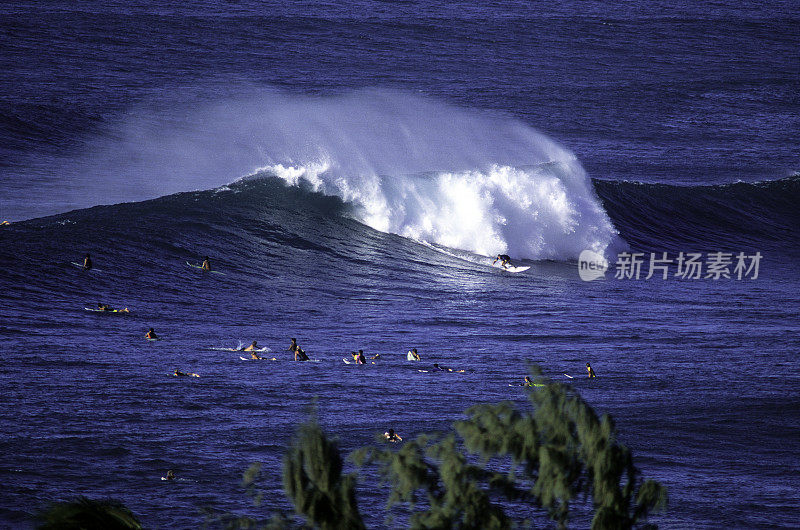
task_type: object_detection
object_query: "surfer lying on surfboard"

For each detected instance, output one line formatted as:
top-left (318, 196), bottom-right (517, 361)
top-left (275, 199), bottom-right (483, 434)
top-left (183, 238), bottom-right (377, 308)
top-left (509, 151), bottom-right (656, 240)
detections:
top-left (433, 363), bottom-right (464, 373)
top-left (95, 303), bottom-right (129, 313)
top-left (173, 369), bottom-right (199, 378)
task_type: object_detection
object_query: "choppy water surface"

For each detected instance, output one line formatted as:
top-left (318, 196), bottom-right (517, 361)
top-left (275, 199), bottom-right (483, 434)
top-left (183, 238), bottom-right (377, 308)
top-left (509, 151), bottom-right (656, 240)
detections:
top-left (1, 1), bottom-right (798, 528)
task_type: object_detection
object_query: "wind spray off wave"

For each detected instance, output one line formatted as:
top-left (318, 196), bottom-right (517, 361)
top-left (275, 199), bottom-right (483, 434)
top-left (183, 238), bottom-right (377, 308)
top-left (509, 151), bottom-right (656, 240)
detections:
top-left (238, 90), bottom-right (618, 261)
top-left (44, 89), bottom-right (620, 260)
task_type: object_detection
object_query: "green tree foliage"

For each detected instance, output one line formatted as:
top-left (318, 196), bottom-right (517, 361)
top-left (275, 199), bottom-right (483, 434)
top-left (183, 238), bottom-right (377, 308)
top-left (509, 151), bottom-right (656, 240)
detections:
top-left (353, 434), bottom-right (518, 529)
top-left (355, 366), bottom-right (666, 529)
top-left (456, 366), bottom-right (667, 529)
top-left (37, 496), bottom-right (142, 530)
top-left (201, 463), bottom-right (293, 529)
top-left (283, 410), bottom-right (365, 530)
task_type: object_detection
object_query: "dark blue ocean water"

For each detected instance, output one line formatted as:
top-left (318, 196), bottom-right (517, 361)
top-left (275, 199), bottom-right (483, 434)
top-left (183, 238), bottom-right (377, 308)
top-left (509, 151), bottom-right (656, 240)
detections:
top-left (1, 2), bottom-right (799, 528)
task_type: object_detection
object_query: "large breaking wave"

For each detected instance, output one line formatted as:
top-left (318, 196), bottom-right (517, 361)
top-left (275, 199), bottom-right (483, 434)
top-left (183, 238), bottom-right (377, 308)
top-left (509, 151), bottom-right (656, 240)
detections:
top-left (20, 89), bottom-right (619, 261)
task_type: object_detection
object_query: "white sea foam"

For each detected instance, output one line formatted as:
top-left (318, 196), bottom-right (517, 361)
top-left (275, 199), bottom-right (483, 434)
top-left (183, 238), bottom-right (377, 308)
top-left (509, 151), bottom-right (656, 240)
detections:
top-left (257, 160), bottom-right (615, 260)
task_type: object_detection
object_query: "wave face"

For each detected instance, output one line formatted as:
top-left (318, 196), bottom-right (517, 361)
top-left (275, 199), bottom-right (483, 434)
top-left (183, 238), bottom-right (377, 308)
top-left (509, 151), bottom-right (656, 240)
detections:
top-left (595, 176), bottom-right (800, 253)
top-left (6, 174), bottom-right (797, 287)
top-left (17, 90), bottom-right (619, 261)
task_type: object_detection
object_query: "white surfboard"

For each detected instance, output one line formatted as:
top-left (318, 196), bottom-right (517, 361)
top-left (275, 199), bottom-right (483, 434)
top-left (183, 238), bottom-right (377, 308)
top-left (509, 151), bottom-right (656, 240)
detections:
top-left (492, 262), bottom-right (530, 273)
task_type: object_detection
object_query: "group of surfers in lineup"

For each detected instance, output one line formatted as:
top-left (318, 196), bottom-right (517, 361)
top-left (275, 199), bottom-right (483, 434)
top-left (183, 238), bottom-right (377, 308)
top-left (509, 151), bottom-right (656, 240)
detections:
top-left (80, 252), bottom-right (598, 449)
top-left (242, 338), bottom-right (309, 361)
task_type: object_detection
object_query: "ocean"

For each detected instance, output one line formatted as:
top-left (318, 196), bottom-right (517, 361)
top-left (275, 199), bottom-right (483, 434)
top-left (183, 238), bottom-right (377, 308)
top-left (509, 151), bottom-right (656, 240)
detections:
top-left (1, 1), bottom-right (798, 528)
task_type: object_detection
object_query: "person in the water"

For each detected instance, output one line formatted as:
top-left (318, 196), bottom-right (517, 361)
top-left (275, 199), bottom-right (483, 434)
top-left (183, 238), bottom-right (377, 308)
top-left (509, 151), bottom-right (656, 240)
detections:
top-left (97, 303), bottom-right (128, 313)
top-left (383, 428), bottom-right (403, 442)
top-left (433, 363), bottom-right (465, 373)
top-left (243, 341), bottom-right (259, 351)
top-left (83, 253), bottom-right (92, 270)
top-left (146, 328), bottom-right (158, 340)
top-left (289, 338), bottom-right (309, 361)
top-left (407, 348), bottom-right (421, 361)
top-left (493, 254), bottom-right (512, 269)
top-left (355, 350), bottom-right (366, 364)
top-left (201, 256), bottom-right (211, 271)
top-left (524, 376), bottom-right (534, 387)
top-left (586, 362), bottom-right (597, 378)
top-left (173, 369), bottom-right (199, 377)
top-left (165, 470), bottom-right (175, 481)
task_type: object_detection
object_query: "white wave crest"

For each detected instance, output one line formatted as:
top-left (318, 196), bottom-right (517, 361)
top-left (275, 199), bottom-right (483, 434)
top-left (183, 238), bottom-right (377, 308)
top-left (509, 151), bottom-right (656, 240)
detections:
top-left (259, 157), bottom-right (615, 260)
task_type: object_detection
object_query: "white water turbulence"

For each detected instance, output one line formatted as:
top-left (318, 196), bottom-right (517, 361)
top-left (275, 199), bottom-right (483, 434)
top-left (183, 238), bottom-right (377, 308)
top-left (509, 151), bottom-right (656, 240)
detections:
top-left (44, 88), bottom-right (619, 261)
top-left (263, 159), bottom-right (616, 261)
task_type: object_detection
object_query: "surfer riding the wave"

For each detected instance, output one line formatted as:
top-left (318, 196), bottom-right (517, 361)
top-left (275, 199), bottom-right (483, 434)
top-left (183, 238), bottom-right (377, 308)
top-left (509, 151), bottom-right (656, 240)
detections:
top-left (493, 254), bottom-right (513, 269)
